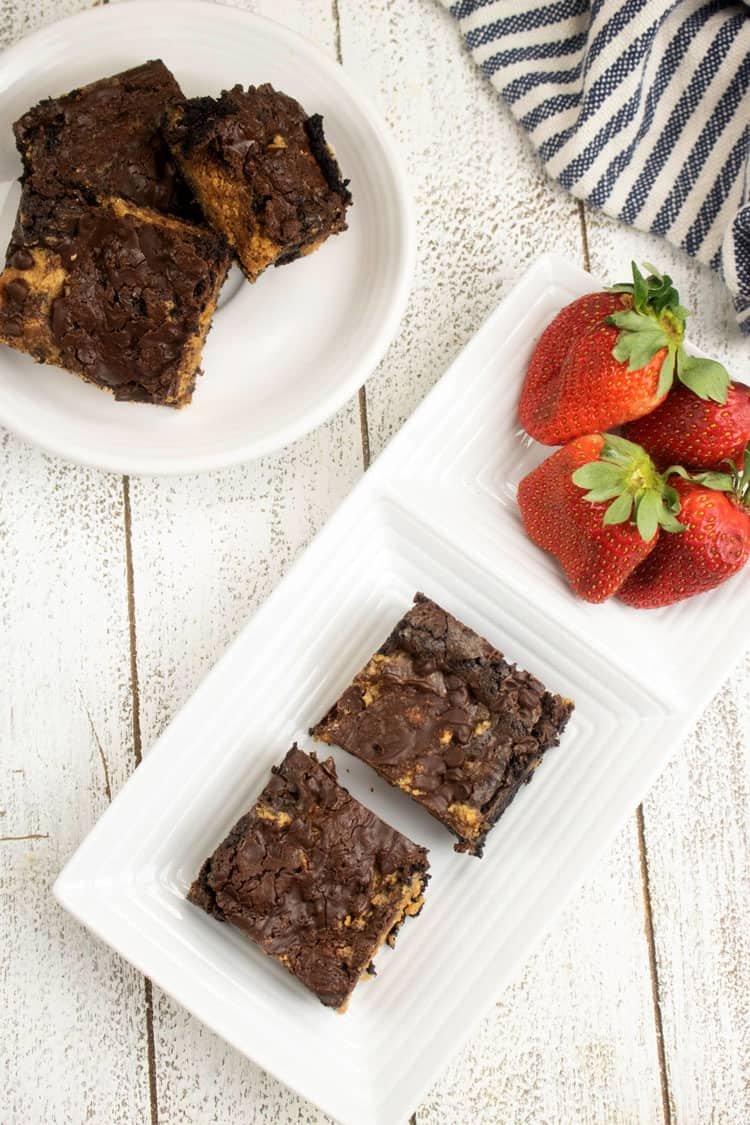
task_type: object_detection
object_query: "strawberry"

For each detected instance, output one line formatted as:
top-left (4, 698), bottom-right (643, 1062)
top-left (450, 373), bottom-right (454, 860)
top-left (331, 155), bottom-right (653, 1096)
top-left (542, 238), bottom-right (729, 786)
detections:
top-left (517, 433), bottom-right (683, 603)
top-left (618, 448), bottom-right (750, 608)
top-left (623, 380), bottom-right (750, 471)
top-left (519, 263), bottom-right (730, 446)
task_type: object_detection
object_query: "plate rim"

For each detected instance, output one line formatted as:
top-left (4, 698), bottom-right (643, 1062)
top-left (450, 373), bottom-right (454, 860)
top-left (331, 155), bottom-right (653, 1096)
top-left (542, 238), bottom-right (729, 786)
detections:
top-left (0, 0), bottom-right (416, 476)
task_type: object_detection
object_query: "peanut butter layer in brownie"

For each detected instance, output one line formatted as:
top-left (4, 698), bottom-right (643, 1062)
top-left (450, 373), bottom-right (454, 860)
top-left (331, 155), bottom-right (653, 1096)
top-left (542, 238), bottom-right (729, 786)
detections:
top-left (0, 182), bottom-right (230, 406)
top-left (163, 83), bottom-right (352, 280)
top-left (189, 746), bottom-right (429, 1011)
top-left (312, 594), bottom-right (574, 857)
top-left (14, 60), bottom-right (193, 217)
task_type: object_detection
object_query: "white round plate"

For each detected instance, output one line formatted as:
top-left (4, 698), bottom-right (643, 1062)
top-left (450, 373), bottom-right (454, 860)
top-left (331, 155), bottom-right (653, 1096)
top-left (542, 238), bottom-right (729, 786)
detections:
top-left (0, 1), bottom-right (414, 474)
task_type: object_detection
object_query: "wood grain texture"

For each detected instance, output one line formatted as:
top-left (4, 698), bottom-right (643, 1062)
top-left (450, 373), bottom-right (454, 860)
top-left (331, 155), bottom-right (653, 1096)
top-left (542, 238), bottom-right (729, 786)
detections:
top-left (0, 6), bottom-right (159, 1122)
top-left (129, 405), bottom-right (360, 745)
top-left (337, 0), bottom-right (583, 460)
top-left (643, 658), bottom-right (750, 1125)
top-left (0, 433), bottom-right (149, 1125)
top-left (0, 0), bottom-right (85, 47)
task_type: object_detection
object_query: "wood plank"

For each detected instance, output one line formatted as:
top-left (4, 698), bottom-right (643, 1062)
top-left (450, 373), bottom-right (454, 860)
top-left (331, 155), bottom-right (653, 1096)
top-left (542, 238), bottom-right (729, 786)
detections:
top-left (583, 211), bottom-right (750, 1123)
top-left (643, 660), bottom-right (750, 1124)
top-left (130, 399), bottom-right (362, 746)
top-left (130, 409), bottom-right (362, 1124)
top-left (0, 433), bottom-right (149, 1124)
top-left (338, 2), bottom-right (666, 1121)
top-left (338, 0), bottom-right (584, 461)
top-left (0, 5), bottom-right (153, 1124)
top-left (129, 1), bottom-right (361, 1099)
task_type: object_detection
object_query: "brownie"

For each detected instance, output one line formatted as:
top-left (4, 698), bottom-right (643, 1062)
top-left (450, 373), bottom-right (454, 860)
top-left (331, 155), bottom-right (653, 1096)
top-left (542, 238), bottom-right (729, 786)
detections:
top-left (312, 594), bottom-right (574, 857)
top-left (163, 83), bottom-right (352, 281)
top-left (13, 60), bottom-right (193, 217)
top-left (189, 747), bottom-right (429, 1011)
top-left (0, 181), bottom-right (231, 406)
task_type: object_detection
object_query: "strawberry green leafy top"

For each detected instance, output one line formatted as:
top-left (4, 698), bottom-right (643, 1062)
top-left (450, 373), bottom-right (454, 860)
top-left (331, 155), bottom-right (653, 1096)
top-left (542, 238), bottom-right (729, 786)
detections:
top-left (678, 443), bottom-right (750, 509)
top-left (572, 433), bottom-right (684, 542)
top-left (607, 263), bottom-right (730, 403)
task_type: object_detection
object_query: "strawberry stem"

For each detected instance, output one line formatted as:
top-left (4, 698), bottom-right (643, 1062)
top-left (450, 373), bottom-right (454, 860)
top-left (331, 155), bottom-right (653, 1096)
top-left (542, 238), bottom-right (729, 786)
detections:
top-left (689, 442), bottom-right (750, 508)
top-left (571, 432), bottom-right (684, 541)
top-left (606, 262), bottom-right (730, 404)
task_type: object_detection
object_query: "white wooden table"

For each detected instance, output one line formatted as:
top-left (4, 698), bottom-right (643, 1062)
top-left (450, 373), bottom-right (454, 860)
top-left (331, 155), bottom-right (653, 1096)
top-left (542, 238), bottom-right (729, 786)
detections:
top-left (3, 2), bottom-right (748, 1122)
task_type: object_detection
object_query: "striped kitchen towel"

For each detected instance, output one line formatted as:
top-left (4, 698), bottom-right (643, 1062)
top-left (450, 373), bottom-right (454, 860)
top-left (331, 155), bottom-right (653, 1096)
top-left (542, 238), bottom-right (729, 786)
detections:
top-left (443, 0), bottom-right (750, 334)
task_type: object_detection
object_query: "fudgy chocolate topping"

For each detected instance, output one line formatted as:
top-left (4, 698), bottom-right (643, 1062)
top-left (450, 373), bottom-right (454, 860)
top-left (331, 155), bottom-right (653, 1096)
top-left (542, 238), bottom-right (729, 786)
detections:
top-left (189, 746), bottom-right (428, 1010)
top-left (313, 594), bottom-right (574, 856)
top-left (3, 181), bottom-right (229, 402)
top-left (168, 83), bottom-right (350, 247)
top-left (50, 209), bottom-right (210, 389)
top-left (14, 61), bottom-right (189, 216)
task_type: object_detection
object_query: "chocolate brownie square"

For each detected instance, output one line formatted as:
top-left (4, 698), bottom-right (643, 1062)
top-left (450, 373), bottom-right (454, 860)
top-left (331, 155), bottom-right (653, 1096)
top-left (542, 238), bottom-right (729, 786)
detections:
top-left (14, 60), bottom-right (192, 217)
top-left (189, 746), bottom-right (429, 1011)
top-left (163, 83), bottom-right (351, 280)
top-left (0, 181), bottom-right (230, 406)
top-left (312, 594), bottom-right (574, 856)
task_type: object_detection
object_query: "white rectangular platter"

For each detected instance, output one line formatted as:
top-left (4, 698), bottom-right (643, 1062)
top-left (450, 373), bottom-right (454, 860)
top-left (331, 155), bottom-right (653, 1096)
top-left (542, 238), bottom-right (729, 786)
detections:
top-left (55, 253), bottom-right (750, 1125)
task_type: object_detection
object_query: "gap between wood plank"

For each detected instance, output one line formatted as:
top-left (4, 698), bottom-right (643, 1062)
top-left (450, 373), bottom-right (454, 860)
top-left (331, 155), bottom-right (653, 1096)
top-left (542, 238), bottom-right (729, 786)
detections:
top-left (331, 0), bottom-right (343, 65)
top-left (143, 978), bottom-right (159, 1125)
top-left (358, 386), bottom-right (372, 471)
top-left (332, 0), bottom-right (373, 475)
top-left (122, 477), bottom-right (143, 769)
top-left (0, 833), bottom-right (49, 842)
top-left (122, 475), bottom-right (159, 1125)
top-left (577, 199), bottom-right (591, 273)
top-left (637, 806), bottom-right (673, 1125)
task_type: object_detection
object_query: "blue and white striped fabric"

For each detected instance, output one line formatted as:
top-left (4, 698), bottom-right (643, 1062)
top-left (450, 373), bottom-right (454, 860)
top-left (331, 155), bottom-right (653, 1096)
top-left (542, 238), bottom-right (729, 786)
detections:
top-left (443, 0), bottom-right (750, 334)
